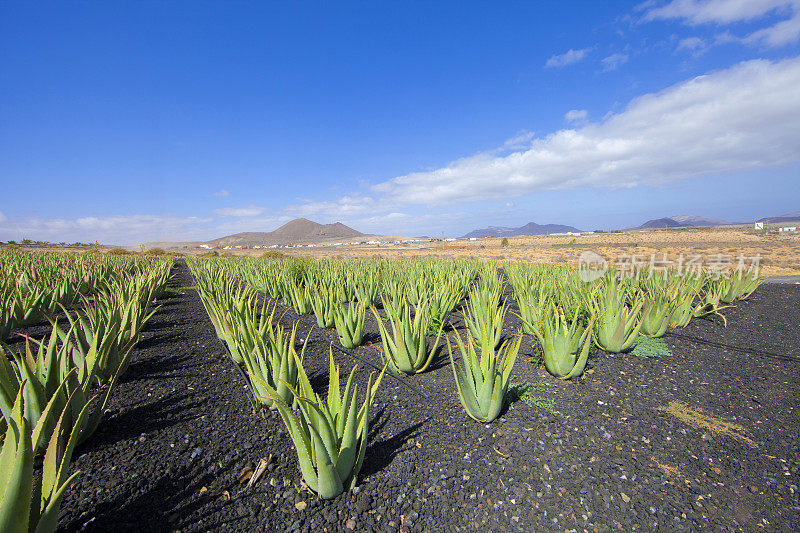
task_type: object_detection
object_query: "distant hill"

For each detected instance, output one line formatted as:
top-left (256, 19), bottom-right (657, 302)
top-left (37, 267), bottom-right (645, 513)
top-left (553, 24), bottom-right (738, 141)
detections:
top-left (630, 214), bottom-right (730, 230)
top-left (670, 215), bottom-right (729, 226)
top-left (634, 217), bottom-right (684, 230)
top-left (756, 211), bottom-right (800, 224)
top-left (461, 221), bottom-right (581, 239)
top-left (631, 212), bottom-right (800, 230)
top-left (206, 218), bottom-right (365, 247)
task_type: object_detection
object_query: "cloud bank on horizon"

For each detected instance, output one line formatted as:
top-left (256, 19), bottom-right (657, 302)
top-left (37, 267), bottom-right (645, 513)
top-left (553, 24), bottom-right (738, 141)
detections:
top-left (1, 0), bottom-right (800, 244)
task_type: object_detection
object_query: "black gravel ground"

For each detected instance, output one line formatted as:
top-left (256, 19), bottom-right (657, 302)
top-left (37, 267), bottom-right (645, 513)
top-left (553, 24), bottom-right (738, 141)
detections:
top-left (10, 260), bottom-right (797, 532)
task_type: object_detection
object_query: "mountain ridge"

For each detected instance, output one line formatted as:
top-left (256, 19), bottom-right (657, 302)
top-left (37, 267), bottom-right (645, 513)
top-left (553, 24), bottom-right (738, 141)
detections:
top-left (630, 214), bottom-right (730, 230)
top-left (756, 211), bottom-right (800, 224)
top-left (461, 221), bottom-right (582, 239)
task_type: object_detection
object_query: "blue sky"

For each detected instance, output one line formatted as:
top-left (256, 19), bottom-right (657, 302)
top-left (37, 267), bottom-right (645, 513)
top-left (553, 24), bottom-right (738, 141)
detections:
top-left (1, 1), bottom-right (799, 244)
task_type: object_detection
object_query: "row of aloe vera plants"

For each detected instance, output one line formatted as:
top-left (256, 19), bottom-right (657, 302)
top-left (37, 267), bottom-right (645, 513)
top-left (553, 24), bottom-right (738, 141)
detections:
top-left (0, 250), bottom-right (161, 341)
top-left (0, 250), bottom-right (173, 533)
top-left (188, 255), bottom-right (759, 501)
top-left (506, 262), bottom-right (759, 378)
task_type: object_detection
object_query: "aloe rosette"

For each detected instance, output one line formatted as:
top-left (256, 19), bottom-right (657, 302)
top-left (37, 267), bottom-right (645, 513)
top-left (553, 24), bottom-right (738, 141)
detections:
top-left (447, 329), bottom-right (521, 423)
top-left (333, 301), bottom-right (365, 349)
top-left (719, 272), bottom-right (760, 303)
top-left (639, 296), bottom-right (673, 338)
top-left (533, 304), bottom-right (593, 379)
top-left (242, 320), bottom-right (307, 410)
top-left (462, 297), bottom-right (506, 350)
top-left (588, 280), bottom-right (644, 353)
top-left (310, 285), bottom-right (336, 328)
top-left (371, 297), bottom-right (443, 375)
top-left (668, 285), bottom-right (697, 328)
top-left (255, 349), bottom-right (384, 499)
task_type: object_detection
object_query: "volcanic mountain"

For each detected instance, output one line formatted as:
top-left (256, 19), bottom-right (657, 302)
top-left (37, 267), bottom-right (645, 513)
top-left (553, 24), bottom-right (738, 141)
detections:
top-left (206, 218), bottom-right (365, 247)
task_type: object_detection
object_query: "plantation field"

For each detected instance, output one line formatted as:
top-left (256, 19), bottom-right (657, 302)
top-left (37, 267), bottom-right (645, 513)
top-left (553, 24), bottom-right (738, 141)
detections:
top-left (268, 228), bottom-right (800, 278)
top-left (1, 251), bottom-right (797, 532)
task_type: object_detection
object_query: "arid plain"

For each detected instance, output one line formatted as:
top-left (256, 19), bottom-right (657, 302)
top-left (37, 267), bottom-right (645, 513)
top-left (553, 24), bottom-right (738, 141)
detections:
top-left (224, 228), bottom-right (800, 278)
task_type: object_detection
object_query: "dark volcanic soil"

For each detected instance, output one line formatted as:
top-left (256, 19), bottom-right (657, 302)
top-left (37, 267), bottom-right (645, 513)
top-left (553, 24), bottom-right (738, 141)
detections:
top-left (13, 260), bottom-right (796, 532)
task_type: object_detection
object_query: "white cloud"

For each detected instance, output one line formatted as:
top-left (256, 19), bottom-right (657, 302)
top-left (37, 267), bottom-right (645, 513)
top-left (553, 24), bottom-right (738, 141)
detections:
top-left (0, 211), bottom-right (7, 223)
top-left (565, 109), bottom-right (589, 123)
top-left (213, 205), bottom-right (265, 217)
top-left (744, 7), bottom-right (800, 46)
top-left (545, 48), bottom-right (591, 67)
top-left (676, 36), bottom-right (706, 51)
top-left (643, 0), bottom-right (794, 24)
top-left (211, 215), bottom-right (291, 236)
top-left (0, 214), bottom-right (213, 245)
top-left (213, 189), bottom-right (230, 197)
top-left (344, 211), bottom-right (466, 236)
top-left (601, 53), bottom-right (629, 71)
top-left (643, 0), bottom-right (800, 47)
top-left (493, 131), bottom-right (536, 153)
top-left (285, 194), bottom-right (379, 219)
top-left (368, 56), bottom-right (800, 206)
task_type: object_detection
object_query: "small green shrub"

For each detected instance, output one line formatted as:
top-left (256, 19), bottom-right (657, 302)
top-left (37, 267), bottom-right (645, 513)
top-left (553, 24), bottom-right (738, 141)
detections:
top-left (508, 380), bottom-right (565, 418)
top-left (500, 238), bottom-right (509, 247)
top-left (630, 337), bottom-right (673, 358)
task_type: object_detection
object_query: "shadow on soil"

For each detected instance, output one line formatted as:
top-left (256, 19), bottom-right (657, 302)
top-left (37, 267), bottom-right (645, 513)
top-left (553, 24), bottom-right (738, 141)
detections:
top-left (666, 331), bottom-right (800, 363)
top-left (85, 391), bottom-right (206, 448)
top-left (361, 407), bottom-right (425, 479)
top-left (68, 451), bottom-right (238, 533)
top-left (122, 352), bottom-right (202, 384)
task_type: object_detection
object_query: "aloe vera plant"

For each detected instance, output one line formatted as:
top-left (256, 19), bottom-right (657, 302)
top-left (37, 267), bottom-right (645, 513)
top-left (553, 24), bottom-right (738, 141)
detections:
top-left (0, 329), bottom-right (69, 433)
top-left (242, 319), bottom-right (307, 410)
top-left (514, 285), bottom-right (548, 335)
top-left (719, 271), bottom-right (760, 303)
top-left (371, 298), bottom-right (443, 375)
top-left (668, 284), bottom-right (698, 328)
top-left (1, 325), bottom-right (126, 447)
top-left (588, 279), bottom-right (643, 353)
top-left (354, 275), bottom-right (380, 307)
top-left (256, 349), bottom-right (384, 499)
top-left (9, 287), bottom-right (47, 328)
top-left (334, 280), bottom-right (355, 305)
top-left (333, 302), bottom-right (365, 349)
top-left (194, 267), bottom-right (244, 333)
top-left (693, 278), bottom-right (731, 325)
top-left (287, 278), bottom-right (313, 315)
top-left (194, 269), bottom-right (253, 363)
top-left (57, 294), bottom-right (155, 385)
top-left (639, 295), bottom-right (673, 338)
top-left (425, 285), bottom-right (462, 335)
top-left (448, 329), bottom-right (521, 423)
top-left (461, 297), bottom-right (506, 350)
top-left (0, 293), bottom-right (12, 341)
top-left (532, 304), bottom-right (593, 379)
top-left (51, 278), bottom-right (79, 309)
top-left (311, 285), bottom-right (336, 329)
top-left (0, 379), bottom-right (89, 533)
